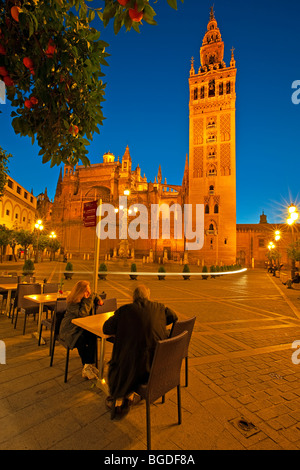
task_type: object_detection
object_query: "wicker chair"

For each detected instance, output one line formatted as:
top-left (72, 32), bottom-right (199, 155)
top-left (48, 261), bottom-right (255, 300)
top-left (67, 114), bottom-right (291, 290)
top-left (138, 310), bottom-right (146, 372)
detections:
top-left (42, 283), bottom-right (59, 317)
top-left (170, 316), bottom-right (196, 387)
top-left (0, 275), bottom-right (18, 314)
top-left (13, 283), bottom-right (42, 334)
top-left (39, 298), bottom-right (67, 352)
top-left (46, 299), bottom-right (71, 383)
top-left (137, 331), bottom-right (188, 451)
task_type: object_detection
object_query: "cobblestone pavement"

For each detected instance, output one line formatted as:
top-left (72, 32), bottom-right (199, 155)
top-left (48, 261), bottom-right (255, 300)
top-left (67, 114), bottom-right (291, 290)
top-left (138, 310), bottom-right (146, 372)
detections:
top-left (1, 264), bottom-right (300, 450)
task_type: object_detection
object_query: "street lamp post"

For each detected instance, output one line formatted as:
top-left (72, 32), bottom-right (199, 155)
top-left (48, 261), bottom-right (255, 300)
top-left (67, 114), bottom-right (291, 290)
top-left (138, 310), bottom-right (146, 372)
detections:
top-left (34, 219), bottom-right (44, 263)
top-left (274, 230), bottom-right (281, 271)
top-left (49, 231), bottom-right (57, 261)
top-left (287, 204), bottom-right (299, 278)
top-left (267, 241), bottom-right (278, 275)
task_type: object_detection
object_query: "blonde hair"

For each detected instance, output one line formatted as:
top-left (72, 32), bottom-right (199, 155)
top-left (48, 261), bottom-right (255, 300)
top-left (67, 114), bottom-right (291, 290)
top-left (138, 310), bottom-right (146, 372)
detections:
top-left (133, 284), bottom-right (150, 302)
top-left (67, 280), bottom-right (90, 304)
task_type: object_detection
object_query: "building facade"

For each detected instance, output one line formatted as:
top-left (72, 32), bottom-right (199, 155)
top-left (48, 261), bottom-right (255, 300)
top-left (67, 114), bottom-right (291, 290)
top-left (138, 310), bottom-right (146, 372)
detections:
top-left (49, 147), bottom-right (185, 261)
top-left (0, 176), bottom-right (37, 231)
top-left (188, 7), bottom-right (237, 265)
top-left (39, 8), bottom-right (298, 269)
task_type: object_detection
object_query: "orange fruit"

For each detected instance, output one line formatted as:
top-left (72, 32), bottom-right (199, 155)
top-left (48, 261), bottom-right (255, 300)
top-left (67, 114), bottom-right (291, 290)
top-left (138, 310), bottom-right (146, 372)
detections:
top-left (118, 0), bottom-right (129, 5)
top-left (11, 6), bottom-right (20, 22)
top-left (25, 100), bottom-right (32, 109)
top-left (129, 4), bottom-right (144, 22)
top-left (4, 75), bottom-right (14, 86)
top-left (45, 39), bottom-right (57, 58)
top-left (0, 66), bottom-right (8, 76)
top-left (30, 96), bottom-right (38, 105)
top-left (69, 124), bottom-right (79, 136)
top-left (23, 57), bottom-right (34, 69)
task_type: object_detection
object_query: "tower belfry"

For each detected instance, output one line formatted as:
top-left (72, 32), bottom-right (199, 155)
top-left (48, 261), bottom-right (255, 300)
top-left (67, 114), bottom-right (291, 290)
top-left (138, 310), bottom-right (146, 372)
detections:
top-left (188, 8), bottom-right (237, 264)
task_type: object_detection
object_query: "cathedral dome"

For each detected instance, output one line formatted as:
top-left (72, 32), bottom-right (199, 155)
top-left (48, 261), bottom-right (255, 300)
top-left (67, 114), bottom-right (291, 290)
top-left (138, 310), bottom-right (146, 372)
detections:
top-left (103, 152), bottom-right (115, 163)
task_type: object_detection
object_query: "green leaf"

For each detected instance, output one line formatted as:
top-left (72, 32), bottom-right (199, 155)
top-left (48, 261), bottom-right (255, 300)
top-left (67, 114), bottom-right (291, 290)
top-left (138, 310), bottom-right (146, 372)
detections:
top-left (167, 0), bottom-right (178, 10)
top-left (131, 21), bottom-right (140, 33)
top-left (136, 0), bottom-right (145, 11)
top-left (144, 4), bottom-right (157, 18)
top-left (143, 15), bottom-right (157, 26)
top-left (114, 15), bottom-right (123, 35)
top-left (89, 10), bottom-right (95, 22)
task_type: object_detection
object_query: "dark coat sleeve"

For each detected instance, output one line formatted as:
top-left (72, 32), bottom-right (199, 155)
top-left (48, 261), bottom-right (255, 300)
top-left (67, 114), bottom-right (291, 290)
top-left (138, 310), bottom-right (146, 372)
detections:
top-left (103, 308), bottom-right (120, 336)
top-left (59, 296), bottom-right (93, 349)
top-left (165, 306), bottom-right (178, 325)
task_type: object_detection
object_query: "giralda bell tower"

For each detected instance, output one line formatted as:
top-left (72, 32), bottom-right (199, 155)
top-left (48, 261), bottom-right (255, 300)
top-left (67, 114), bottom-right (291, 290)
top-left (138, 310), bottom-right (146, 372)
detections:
top-left (188, 7), bottom-right (237, 265)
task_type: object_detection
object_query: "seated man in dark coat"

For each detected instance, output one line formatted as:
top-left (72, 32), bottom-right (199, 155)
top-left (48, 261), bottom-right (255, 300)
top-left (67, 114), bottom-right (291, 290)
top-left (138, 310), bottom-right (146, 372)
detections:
top-left (103, 284), bottom-right (178, 418)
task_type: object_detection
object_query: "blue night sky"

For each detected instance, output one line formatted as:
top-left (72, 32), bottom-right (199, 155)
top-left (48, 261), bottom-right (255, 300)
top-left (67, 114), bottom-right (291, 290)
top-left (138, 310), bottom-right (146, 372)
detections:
top-left (0, 0), bottom-right (299, 224)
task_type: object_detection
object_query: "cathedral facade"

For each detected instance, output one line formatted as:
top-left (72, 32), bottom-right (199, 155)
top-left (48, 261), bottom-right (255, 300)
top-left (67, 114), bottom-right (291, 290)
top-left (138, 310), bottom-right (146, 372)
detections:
top-left (49, 146), bottom-right (185, 261)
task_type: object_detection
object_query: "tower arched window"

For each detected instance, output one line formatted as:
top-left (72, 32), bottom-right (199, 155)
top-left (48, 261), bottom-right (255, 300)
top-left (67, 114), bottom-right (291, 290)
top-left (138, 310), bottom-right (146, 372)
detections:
top-left (209, 79), bottom-right (215, 97)
top-left (219, 83), bottom-right (223, 95)
top-left (226, 81), bottom-right (231, 94)
top-left (208, 148), bottom-right (216, 158)
top-left (205, 204), bottom-right (209, 214)
top-left (194, 88), bottom-right (198, 100)
top-left (200, 86), bottom-right (205, 99)
top-left (207, 118), bottom-right (216, 129)
top-left (207, 165), bottom-right (217, 176)
top-left (209, 223), bottom-right (214, 231)
top-left (214, 204), bottom-right (219, 214)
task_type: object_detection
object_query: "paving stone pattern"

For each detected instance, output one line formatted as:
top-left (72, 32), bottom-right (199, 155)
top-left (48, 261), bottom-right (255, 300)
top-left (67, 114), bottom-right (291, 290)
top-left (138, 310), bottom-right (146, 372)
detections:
top-left (1, 263), bottom-right (300, 450)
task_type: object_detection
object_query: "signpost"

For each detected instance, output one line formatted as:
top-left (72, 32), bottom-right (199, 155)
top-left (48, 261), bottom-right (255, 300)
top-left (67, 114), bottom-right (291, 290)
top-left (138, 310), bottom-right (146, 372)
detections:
top-left (83, 200), bottom-right (102, 294)
top-left (83, 200), bottom-right (97, 228)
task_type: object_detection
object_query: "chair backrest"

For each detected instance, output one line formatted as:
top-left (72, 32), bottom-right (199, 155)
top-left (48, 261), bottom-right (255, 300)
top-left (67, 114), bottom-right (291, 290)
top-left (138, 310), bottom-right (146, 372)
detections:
top-left (16, 283), bottom-right (42, 309)
top-left (144, 331), bottom-right (188, 404)
top-left (95, 298), bottom-right (117, 314)
top-left (0, 275), bottom-right (18, 284)
top-left (17, 275), bottom-right (35, 283)
top-left (53, 299), bottom-right (67, 336)
top-left (42, 283), bottom-right (59, 294)
top-left (170, 317), bottom-right (196, 358)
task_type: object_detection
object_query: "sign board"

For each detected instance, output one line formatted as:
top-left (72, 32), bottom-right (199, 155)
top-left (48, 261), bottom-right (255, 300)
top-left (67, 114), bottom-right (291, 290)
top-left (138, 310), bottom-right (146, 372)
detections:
top-left (83, 200), bottom-right (97, 227)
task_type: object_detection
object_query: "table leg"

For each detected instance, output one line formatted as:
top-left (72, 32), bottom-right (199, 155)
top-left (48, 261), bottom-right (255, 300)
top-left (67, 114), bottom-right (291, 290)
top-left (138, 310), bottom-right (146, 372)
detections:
top-left (5, 289), bottom-right (11, 317)
top-left (96, 337), bottom-right (109, 395)
top-left (33, 302), bottom-right (45, 345)
top-left (99, 337), bottom-right (106, 379)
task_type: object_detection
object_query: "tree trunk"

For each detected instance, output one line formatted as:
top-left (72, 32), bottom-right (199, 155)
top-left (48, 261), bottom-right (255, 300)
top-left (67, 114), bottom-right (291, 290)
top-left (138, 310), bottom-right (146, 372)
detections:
top-left (12, 244), bottom-right (17, 262)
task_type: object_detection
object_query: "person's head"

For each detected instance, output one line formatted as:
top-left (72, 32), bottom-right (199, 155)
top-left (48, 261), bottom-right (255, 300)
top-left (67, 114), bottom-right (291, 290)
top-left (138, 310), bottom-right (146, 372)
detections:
top-left (133, 284), bottom-right (150, 303)
top-left (67, 280), bottom-right (91, 304)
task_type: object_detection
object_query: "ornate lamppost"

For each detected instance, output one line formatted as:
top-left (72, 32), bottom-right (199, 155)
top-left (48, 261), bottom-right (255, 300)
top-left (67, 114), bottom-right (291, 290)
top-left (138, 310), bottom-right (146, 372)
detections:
top-left (49, 231), bottom-right (57, 261)
top-left (287, 204), bottom-right (299, 278)
top-left (34, 219), bottom-right (44, 263)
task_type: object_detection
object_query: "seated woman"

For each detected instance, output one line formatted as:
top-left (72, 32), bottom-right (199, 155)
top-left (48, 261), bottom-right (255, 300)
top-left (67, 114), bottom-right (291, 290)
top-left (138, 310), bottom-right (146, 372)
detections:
top-left (59, 280), bottom-right (103, 380)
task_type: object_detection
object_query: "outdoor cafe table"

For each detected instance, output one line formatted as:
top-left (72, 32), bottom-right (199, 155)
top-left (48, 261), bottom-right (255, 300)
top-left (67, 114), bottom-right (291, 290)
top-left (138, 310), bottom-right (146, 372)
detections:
top-left (0, 283), bottom-right (17, 316)
top-left (72, 312), bottom-right (114, 393)
top-left (24, 292), bottom-right (70, 345)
